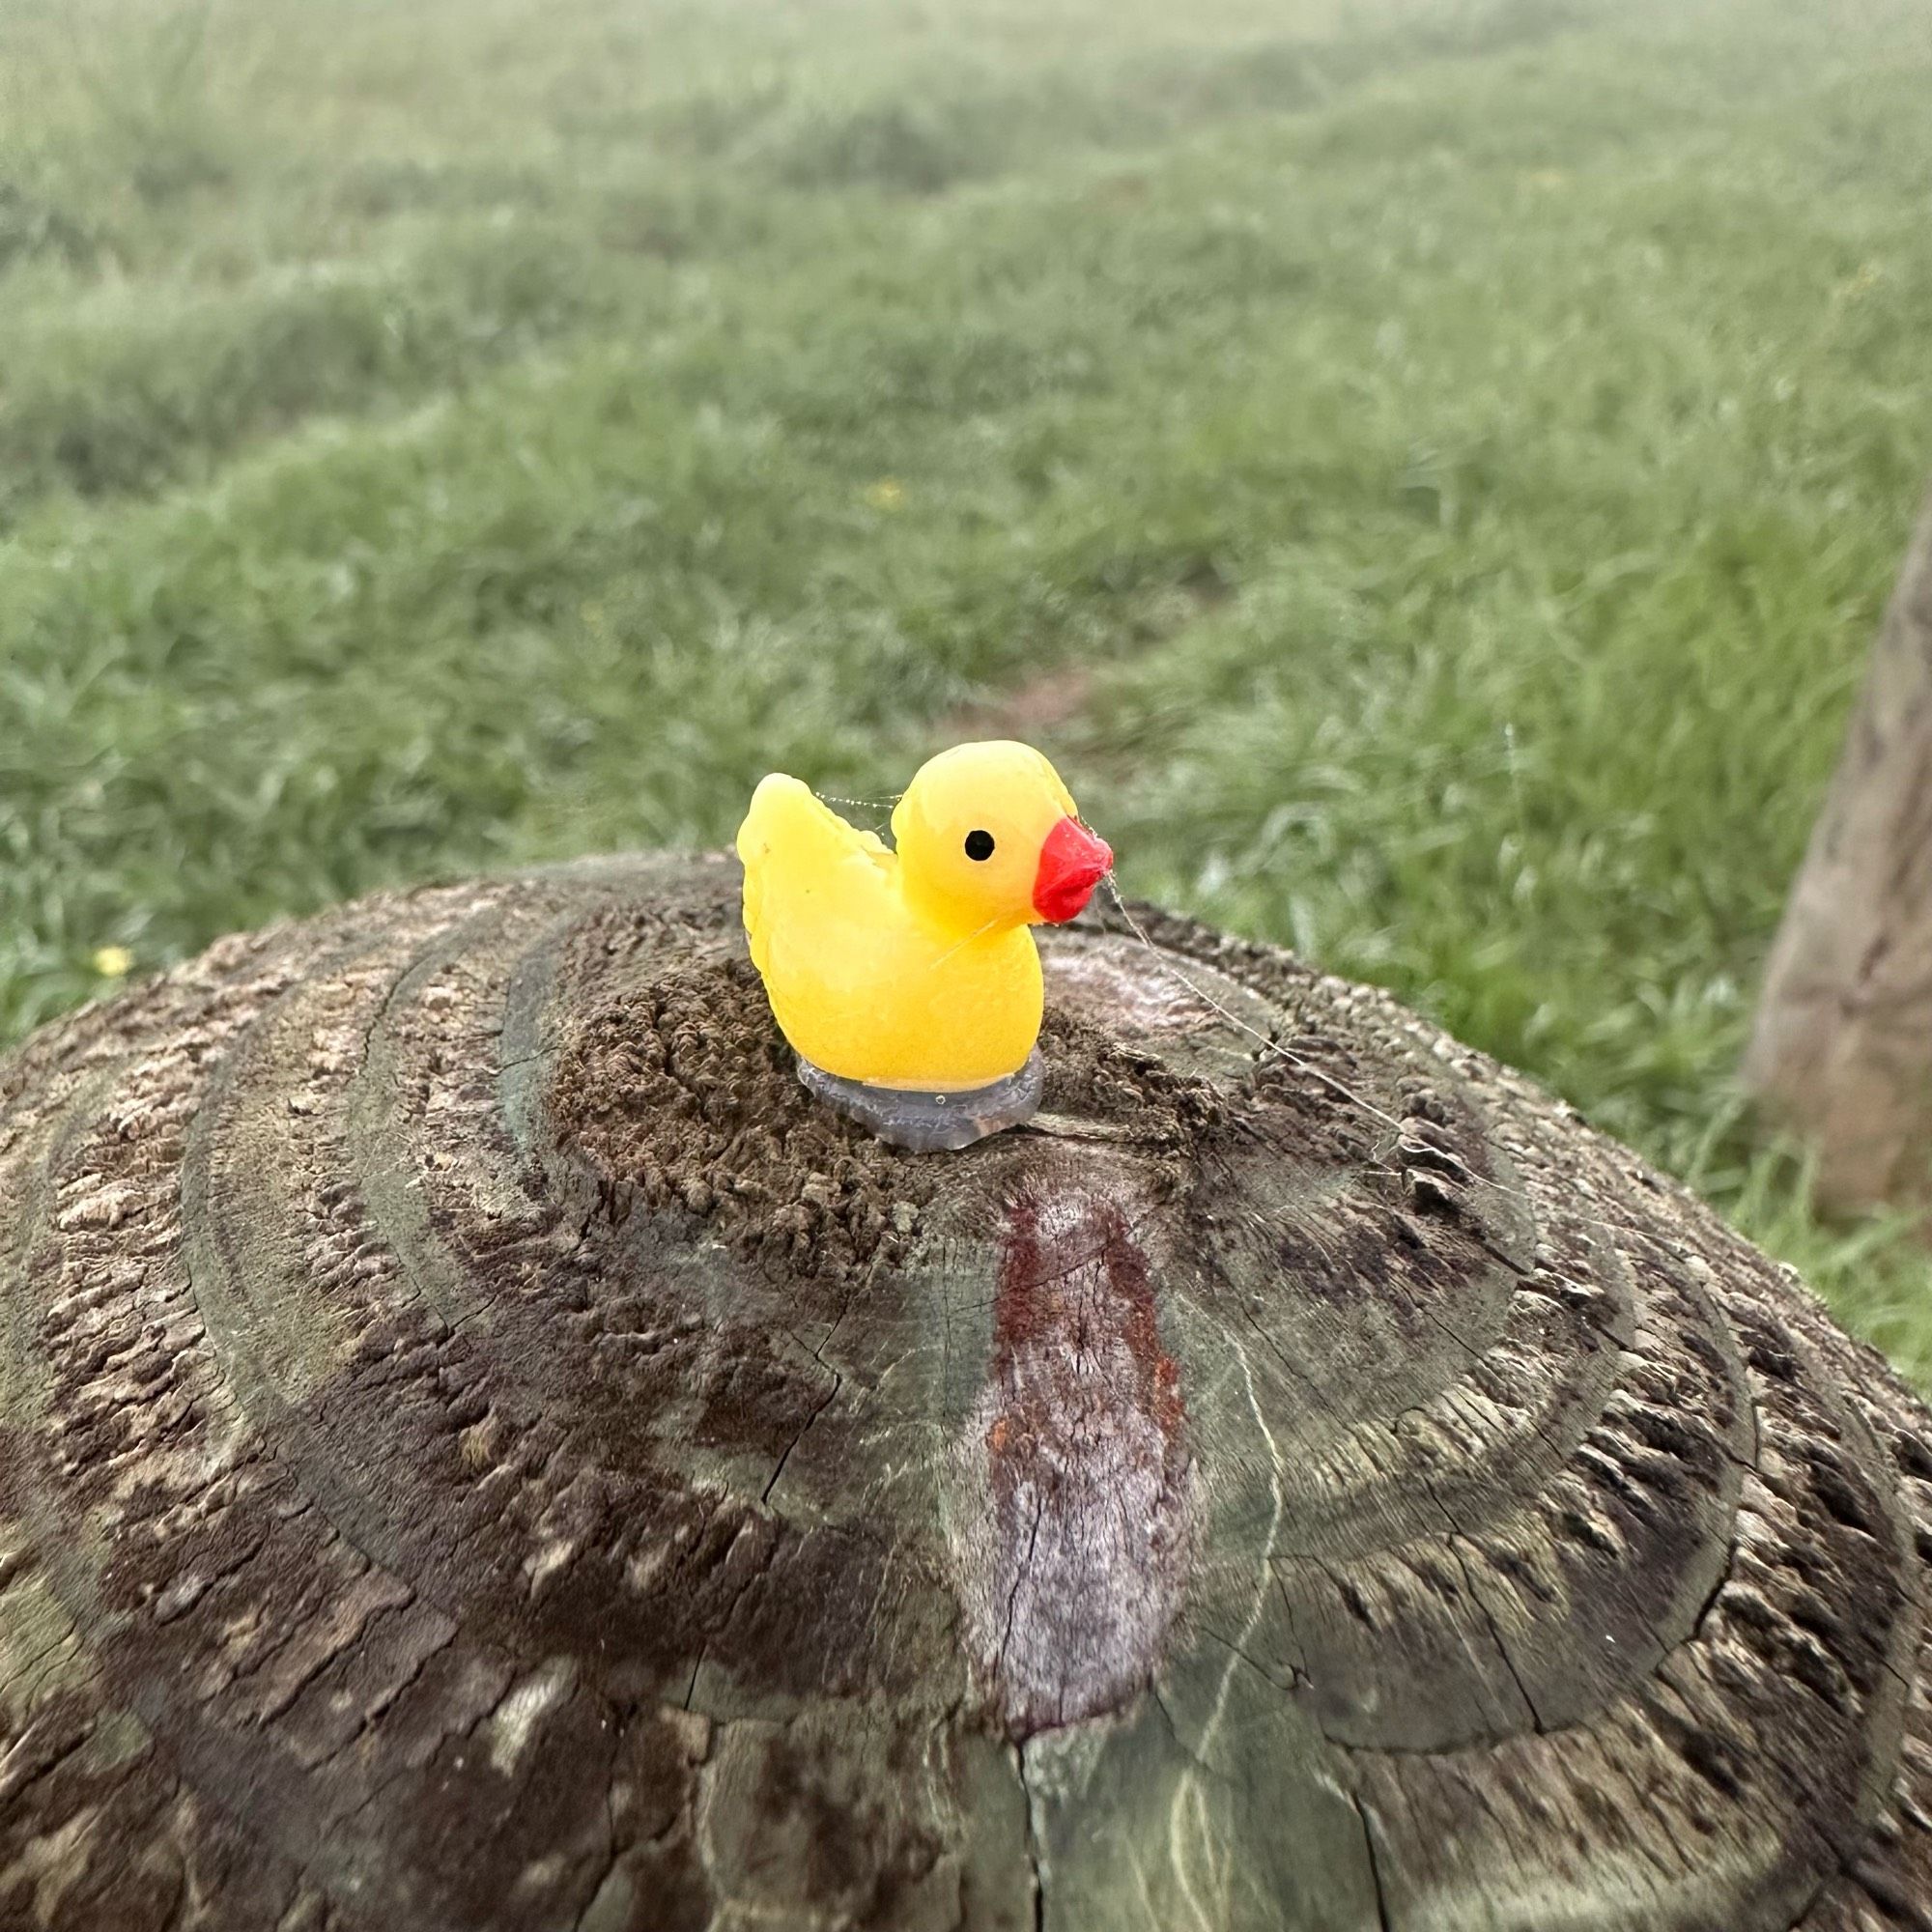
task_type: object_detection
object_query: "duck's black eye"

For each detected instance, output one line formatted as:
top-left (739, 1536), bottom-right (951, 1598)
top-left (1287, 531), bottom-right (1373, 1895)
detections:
top-left (964, 829), bottom-right (996, 862)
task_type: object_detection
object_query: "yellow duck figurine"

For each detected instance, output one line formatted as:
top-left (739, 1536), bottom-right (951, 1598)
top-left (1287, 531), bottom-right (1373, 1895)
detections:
top-left (736, 741), bottom-right (1112, 1107)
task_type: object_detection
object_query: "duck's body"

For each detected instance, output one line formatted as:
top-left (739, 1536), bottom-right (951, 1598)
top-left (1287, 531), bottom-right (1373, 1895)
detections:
top-left (736, 743), bottom-right (1111, 1093)
top-left (740, 776), bottom-right (1042, 1088)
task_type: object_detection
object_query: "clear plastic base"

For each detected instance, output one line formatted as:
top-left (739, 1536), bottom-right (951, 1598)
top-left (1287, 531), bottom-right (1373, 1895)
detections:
top-left (797, 1049), bottom-right (1044, 1151)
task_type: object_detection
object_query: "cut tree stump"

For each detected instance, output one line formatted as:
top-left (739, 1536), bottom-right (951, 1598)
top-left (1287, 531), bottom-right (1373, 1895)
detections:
top-left (1747, 485), bottom-right (1932, 1211)
top-left (4, 853), bottom-right (1932, 1931)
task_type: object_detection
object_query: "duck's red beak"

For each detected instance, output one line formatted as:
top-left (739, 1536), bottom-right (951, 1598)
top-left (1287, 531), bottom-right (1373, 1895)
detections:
top-left (1032, 816), bottom-right (1113, 923)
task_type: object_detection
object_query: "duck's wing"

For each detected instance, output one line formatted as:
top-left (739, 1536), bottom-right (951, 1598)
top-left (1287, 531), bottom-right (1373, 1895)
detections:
top-left (736, 775), bottom-right (892, 973)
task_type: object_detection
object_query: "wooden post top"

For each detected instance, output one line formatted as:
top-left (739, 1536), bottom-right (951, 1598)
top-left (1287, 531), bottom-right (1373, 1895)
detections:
top-left (1, 854), bottom-right (1928, 1930)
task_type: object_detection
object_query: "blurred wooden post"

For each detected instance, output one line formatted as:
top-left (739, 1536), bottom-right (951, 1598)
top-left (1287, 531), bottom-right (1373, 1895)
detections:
top-left (1746, 484), bottom-right (1932, 1211)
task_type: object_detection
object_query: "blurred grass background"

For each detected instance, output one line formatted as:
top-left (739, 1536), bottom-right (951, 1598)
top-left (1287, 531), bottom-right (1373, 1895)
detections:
top-left (4, 0), bottom-right (1931, 1366)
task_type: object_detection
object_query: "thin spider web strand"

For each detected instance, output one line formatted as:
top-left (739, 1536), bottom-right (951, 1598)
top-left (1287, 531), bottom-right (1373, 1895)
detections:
top-left (1095, 874), bottom-right (1697, 1259)
top-left (813, 789), bottom-right (905, 811)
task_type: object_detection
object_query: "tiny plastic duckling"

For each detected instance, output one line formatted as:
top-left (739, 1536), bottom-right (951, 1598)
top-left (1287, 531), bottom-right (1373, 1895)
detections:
top-left (737, 741), bottom-right (1113, 1149)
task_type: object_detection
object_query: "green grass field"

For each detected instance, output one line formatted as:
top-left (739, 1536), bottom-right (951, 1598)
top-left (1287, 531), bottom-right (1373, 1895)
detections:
top-left (4, 0), bottom-right (1931, 1365)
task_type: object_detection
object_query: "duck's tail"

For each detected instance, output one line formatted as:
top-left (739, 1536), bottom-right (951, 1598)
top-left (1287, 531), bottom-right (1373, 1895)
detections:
top-left (735, 775), bottom-right (886, 968)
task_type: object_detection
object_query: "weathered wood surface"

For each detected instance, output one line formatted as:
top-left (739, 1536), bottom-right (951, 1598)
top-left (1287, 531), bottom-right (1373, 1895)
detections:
top-left (3, 853), bottom-right (1932, 1931)
top-left (1747, 484), bottom-right (1932, 1211)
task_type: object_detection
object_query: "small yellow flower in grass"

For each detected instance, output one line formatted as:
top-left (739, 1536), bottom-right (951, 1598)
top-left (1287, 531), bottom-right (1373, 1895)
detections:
top-left (864, 478), bottom-right (904, 512)
top-left (92, 946), bottom-right (134, 980)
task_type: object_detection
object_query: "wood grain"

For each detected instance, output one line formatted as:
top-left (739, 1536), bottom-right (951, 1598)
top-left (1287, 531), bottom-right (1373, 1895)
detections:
top-left (1747, 484), bottom-right (1932, 1210)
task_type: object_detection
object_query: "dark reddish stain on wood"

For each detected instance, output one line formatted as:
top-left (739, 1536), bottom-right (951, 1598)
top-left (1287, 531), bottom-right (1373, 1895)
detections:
top-left (952, 1183), bottom-right (1195, 1737)
top-left (989, 1193), bottom-right (1186, 1448)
